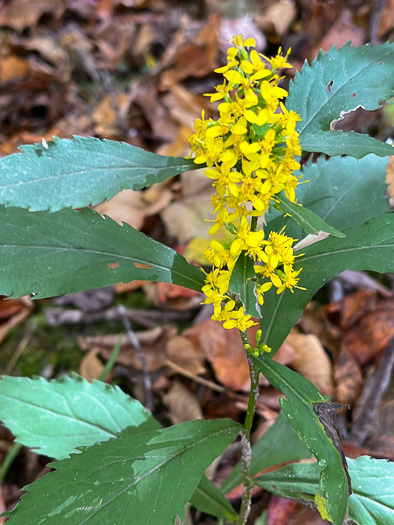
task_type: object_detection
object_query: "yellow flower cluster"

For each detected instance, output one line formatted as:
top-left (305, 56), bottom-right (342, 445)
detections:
top-left (189, 36), bottom-right (304, 332)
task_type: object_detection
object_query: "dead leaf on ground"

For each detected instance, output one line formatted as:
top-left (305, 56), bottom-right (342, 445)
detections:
top-left (286, 330), bottom-right (334, 396)
top-left (256, 0), bottom-right (297, 43)
top-left (163, 379), bottom-right (203, 424)
top-left (166, 334), bottom-right (206, 376)
top-left (378, 0), bottom-right (394, 39)
top-left (79, 348), bottom-right (105, 382)
top-left (0, 296), bottom-right (33, 345)
top-left (0, 0), bottom-right (65, 33)
top-left (268, 495), bottom-right (298, 525)
top-left (311, 7), bottom-right (364, 55)
top-left (342, 309), bottom-right (394, 365)
top-left (161, 170), bottom-right (214, 244)
top-left (95, 190), bottom-right (148, 230)
top-left (78, 325), bottom-right (177, 372)
top-left (334, 347), bottom-right (363, 406)
top-left (92, 93), bottom-right (130, 138)
top-left (182, 320), bottom-right (294, 392)
top-left (182, 319), bottom-right (251, 391)
top-left (160, 19), bottom-right (219, 84)
top-left (0, 55), bottom-right (30, 84)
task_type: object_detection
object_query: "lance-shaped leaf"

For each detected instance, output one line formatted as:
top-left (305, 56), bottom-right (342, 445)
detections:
top-left (0, 374), bottom-right (236, 522)
top-left (260, 214), bottom-right (394, 353)
top-left (0, 136), bottom-right (198, 211)
top-left (276, 193), bottom-right (345, 238)
top-left (190, 476), bottom-right (237, 522)
top-left (254, 456), bottom-right (394, 525)
top-left (0, 374), bottom-right (160, 460)
top-left (287, 42), bottom-right (394, 158)
top-left (253, 355), bottom-right (350, 525)
top-left (220, 412), bottom-right (311, 495)
top-left (267, 154), bottom-right (389, 240)
top-left (4, 419), bottom-right (240, 525)
top-left (0, 206), bottom-right (204, 299)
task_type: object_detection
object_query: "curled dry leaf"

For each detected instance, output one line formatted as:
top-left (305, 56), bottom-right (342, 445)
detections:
top-left (285, 330), bottom-right (334, 396)
top-left (182, 319), bottom-right (251, 391)
top-left (163, 379), bottom-right (203, 425)
top-left (256, 0), bottom-right (297, 42)
top-left (79, 348), bottom-right (105, 382)
top-left (334, 347), bottom-right (363, 406)
top-left (0, 296), bottom-right (33, 345)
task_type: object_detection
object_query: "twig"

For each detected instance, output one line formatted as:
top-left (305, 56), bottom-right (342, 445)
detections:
top-left (45, 306), bottom-right (190, 328)
top-left (117, 305), bottom-right (153, 411)
top-left (348, 336), bottom-right (394, 446)
top-left (369, 0), bottom-right (388, 45)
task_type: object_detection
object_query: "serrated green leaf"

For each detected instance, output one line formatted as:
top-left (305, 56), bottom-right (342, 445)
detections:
top-left (254, 456), bottom-right (394, 525)
top-left (4, 419), bottom-right (240, 525)
top-left (220, 412), bottom-right (311, 495)
top-left (260, 214), bottom-right (394, 354)
top-left (190, 475), bottom-right (237, 522)
top-left (0, 373), bottom-right (235, 522)
top-left (253, 356), bottom-right (349, 524)
top-left (0, 206), bottom-right (204, 299)
top-left (0, 136), bottom-right (198, 211)
top-left (287, 42), bottom-right (394, 158)
top-left (0, 374), bottom-right (159, 459)
top-left (268, 154), bottom-right (389, 240)
top-left (276, 193), bottom-right (345, 238)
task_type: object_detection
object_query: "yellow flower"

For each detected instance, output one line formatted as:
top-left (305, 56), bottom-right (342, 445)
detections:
top-left (188, 38), bottom-right (305, 331)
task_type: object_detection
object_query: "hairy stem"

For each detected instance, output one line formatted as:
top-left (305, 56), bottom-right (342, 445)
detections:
top-left (237, 332), bottom-right (260, 525)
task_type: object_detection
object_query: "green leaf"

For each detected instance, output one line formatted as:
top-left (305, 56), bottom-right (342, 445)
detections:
top-left (260, 214), bottom-right (394, 353)
top-left (299, 129), bottom-right (394, 159)
top-left (4, 419), bottom-right (240, 525)
top-left (0, 136), bottom-right (198, 211)
top-left (0, 374), bottom-right (234, 522)
top-left (220, 412), bottom-right (311, 495)
top-left (0, 206), bottom-right (204, 299)
top-left (190, 475), bottom-right (237, 522)
top-left (268, 154), bottom-right (389, 240)
top-left (276, 193), bottom-right (345, 238)
top-left (287, 42), bottom-right (394, 158)
top-left (0, 374), bottom-right (159, 459)
top-left (253, 355), bottom-right (349, 524)
top-left (255, 456), bottom-right (394, 525)
top-left (229, 252), bottom-right (260, 314)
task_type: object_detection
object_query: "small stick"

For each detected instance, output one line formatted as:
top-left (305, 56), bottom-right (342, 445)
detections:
top-left (45, 306), bottom-right (189, 328)
top-left (117, 304), bottom-right (153, 412)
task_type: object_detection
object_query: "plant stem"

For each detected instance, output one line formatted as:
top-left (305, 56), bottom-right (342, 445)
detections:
top-left (237, 332), bottom-right (261, 525)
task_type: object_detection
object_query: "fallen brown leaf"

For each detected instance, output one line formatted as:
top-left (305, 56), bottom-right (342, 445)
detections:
top-left (334, 347), bottom-right (363, 406)
top-left (166, 334), bottom-right (206, 376)
top-left (163, 379), bottom-right (203, 424)
top-left (0, 296), bottom-right (33, 345)
top-left (286, 330), bottom-right (334, 396)
top-left (79, 348), bottom-right (105, 382)
top-left (342, 309), bottom-right (394, 365)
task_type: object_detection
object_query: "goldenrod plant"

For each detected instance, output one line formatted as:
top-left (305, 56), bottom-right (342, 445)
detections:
top-left (0, 37), bottom-right (393, 524)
